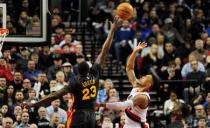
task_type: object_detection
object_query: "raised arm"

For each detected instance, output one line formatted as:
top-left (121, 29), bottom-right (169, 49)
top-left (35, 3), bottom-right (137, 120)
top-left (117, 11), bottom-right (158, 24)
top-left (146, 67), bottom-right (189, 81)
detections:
top-left (95, 16), bottom-right (122, 65)
top-left (99, 93), bottom-right (149, 111)
top-left (126, 42), bottom-right (147, 86)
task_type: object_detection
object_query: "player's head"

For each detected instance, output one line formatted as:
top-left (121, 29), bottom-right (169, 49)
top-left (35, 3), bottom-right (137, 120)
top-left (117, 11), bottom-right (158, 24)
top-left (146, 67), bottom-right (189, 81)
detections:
top-left (138, 75), bottom-right (153, 91)
top-left (78, 61), bottom-right (90, 76)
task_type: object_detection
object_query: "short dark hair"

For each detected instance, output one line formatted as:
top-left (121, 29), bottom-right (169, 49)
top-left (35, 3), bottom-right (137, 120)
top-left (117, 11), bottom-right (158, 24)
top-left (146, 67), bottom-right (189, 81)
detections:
top-left (78, 61), bottom-right (90, 76)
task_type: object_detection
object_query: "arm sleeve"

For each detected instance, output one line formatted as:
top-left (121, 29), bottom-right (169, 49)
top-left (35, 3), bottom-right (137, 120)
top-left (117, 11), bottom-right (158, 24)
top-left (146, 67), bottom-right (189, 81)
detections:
top-left (106, 100), bottom-right (134, 111)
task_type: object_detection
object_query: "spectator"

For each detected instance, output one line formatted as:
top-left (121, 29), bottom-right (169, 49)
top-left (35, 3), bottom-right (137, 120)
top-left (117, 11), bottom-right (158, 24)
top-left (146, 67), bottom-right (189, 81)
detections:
top-left (191, 93), bottom-right (205, 107)
top-left (198, 115), bottom-right (207, 128)
top-left (16, 47), bottom-right (30, 72)
top-left (30, 53), bottom-right (40, 70)
top-left (174, 57), bottom-right (182, 71)
top-left (26, 89), bottom-right (38, 104)
top-left (162, 41), bottom-right (178, 66)
top-left (206, 37), bottom-right (210, 51)
top-left (141, 43), bottom-right (163, 75)
top-left (183, 60), bottom-right (206, 103)
top-left (191, 8), bottom-right (205, 41)
top-left (186, 60), bottom-right (206, 86)
top-left (163, 92), bottom-right (184, 116)
top-left (75, 44), bottom-right (84, 56)
top-left (0, 58), bottom-right (13, 82)
top-left (12, 106), bottom-right (22, 122)
top-left (55, 71), bottom-right (68, 90)
top-left (2, 47), bottom-right (11, 63)
top-left (51, 17), bottom-right (65, 35)
top-left (206, 105), bottom-right (210, 127)
top-left (37, 106), bottom-right (50, 128)
top-left (136, 19), bottom-right (152, 41)
top-left (60, 44), bottom-right (77, 65)
top-left (181, 54), bottom-right (205, 78)
top-left (161, 18), bottom-right (184, 47)
top-left (167, 102), bottom-right (186, 128)
top-left (54, 25), bottom-right (65, 44)
top-left (113, 20), bottom-right (134, 64)
top-left (202, 93), bottom-right (210, 109)
top-left (47, 54), bottom-right (62, 81)
top-left (59, 34), bottom-right (74, 49)
top-left (21, 79), bottom-right (32, 98)
top-left (38, 46), bottom-right (52, 71)
top-left (101, 114), bottom-right (113, 128)
top-left (3, 85), bottom-right (15, 108)
top-left (1, 104), bottom-right (9, 117)
top-left (97, 79), bottom-right (107, 103)
top-left (156, 33), bottom-right (165, 48)
top-left (49, 80), bottom-right (57, 93)
top-left (204, 55), bottom-right (210, 92)
top-left (106, 88), bottom-right (119, 103)
top-left (119, 114), bottom-right (125, 128)
top-left (6, 21), bottom-right (17, 35)
top-left (60, 93), bottom-right (71, 110)
top-left (16, 112), bottom-right (30, 128)
top-left (0, 112), bottom-right (2, 126)
top-left (23, 60), bottom-right (41, 84)
top-left (160, 61), bottom-right (182, 97)
top-left (10, 71), bottom-right (23, 91)
top-left (62, 62), bottom-right (74, 82)
top-left (187, 104), bottom-right (206, 127)
top-left (190, 39), bottom-right (208, 64)
top-left (17, 11), bottom-right (30, 35)
top-left (13, 91), bottom-right (24, 110)
top-left (46, 99), bottom-right (67, 123)
top-left (141, 34), bottom-right (164, 60)
top-left (0, 77), bottom-right (7, 90)
top-left (49, 112), bottom-right (59, 128)
top-left (33, 72), bottom-right (50, 99)
top-left (2, 117), bottom-right (13, 128)
top-left (181, 19), bottom-right (193, 40)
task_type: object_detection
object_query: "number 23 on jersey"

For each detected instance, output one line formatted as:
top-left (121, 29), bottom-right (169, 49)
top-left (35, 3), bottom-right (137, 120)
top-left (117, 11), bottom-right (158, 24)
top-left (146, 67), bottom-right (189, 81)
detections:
top-left (82, 85), bottom-right (96, 100)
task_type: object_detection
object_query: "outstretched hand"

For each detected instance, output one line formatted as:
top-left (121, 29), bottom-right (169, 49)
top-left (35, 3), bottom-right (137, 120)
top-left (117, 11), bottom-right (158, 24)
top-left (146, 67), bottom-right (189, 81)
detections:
top-left (110, 16), bottom-right (123, 31)
top-left (133, 42), bottom-right (147, 52)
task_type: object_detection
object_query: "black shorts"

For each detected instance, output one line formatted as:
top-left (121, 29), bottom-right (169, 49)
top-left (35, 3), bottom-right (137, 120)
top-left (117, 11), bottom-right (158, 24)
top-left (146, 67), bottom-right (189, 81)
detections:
top-left (68, 109), bottom-right (95, 128)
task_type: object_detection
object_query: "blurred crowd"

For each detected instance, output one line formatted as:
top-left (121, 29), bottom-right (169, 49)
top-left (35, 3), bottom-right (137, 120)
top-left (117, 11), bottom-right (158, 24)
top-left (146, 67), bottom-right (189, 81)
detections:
top-left (0, 0), bottom-right (210, 128)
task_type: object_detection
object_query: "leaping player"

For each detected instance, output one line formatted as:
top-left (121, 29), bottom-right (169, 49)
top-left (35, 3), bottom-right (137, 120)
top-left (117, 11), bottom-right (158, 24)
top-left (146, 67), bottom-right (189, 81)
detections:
top-left (100, 42), bottom-right (153, 128)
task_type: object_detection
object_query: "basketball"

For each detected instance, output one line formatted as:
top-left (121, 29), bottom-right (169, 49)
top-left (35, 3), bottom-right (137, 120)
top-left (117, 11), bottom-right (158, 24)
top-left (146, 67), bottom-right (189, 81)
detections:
top-left (115, 2), bottom-right (134, 20)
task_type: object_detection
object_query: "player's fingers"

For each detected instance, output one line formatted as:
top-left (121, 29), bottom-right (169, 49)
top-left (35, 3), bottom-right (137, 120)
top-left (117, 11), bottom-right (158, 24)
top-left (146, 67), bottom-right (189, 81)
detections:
top-left (114, 16), bottom-right (119, 22)
top-left (142, 42), bottom-right (147, 47)
top-left (109, 21), bottom-right (112, 27)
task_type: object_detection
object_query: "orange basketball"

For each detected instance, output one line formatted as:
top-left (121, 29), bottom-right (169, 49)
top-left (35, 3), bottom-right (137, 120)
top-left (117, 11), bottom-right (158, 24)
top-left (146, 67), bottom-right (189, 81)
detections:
top-left (115, 3), bottom-right (134, 20)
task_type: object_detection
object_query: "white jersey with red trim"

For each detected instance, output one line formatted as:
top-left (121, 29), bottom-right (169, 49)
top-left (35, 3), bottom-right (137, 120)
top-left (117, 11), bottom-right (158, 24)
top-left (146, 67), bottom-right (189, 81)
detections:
top-left (124, 87), bottom-right (150, 128)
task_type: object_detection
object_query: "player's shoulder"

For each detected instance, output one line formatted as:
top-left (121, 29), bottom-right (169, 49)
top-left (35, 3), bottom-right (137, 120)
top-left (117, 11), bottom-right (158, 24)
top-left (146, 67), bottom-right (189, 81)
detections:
top-left (91, 63), bottom-right (101, 69)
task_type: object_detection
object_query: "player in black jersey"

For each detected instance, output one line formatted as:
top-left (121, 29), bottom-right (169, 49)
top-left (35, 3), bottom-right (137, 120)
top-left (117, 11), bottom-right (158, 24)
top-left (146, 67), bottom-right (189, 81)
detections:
top-left (24, 16), bottom-right (122, 128)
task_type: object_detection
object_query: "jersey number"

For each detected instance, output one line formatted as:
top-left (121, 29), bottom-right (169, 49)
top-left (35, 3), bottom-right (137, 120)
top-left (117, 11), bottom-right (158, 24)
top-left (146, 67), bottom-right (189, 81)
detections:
top-left (82, 85), bottom-right (96, 100)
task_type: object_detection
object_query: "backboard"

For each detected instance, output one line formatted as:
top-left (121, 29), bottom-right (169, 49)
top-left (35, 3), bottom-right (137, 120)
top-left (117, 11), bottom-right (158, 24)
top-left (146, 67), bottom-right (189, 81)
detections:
top-left (0, 0), bottom-right (47, 44)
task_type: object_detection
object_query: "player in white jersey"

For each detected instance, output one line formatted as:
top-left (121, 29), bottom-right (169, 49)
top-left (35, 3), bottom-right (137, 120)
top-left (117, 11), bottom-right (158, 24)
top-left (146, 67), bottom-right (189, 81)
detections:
top-left (98, 42), bottom-right (153, 128)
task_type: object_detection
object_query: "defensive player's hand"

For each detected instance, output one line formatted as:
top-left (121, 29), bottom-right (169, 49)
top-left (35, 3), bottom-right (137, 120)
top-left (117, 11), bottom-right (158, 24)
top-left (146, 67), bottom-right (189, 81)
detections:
top-left (133, 42), bottom-right (147, 53)
top-left (110, 16), bottom-right (123, 31)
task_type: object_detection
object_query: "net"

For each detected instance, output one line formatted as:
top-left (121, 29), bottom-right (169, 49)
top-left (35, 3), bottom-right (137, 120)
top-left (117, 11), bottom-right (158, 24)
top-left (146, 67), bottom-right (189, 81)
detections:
top-left (0, 28), bottom-right (9, 52)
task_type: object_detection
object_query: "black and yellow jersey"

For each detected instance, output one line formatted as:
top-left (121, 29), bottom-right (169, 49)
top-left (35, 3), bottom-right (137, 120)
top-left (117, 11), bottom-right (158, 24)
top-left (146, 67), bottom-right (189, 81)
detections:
top-left (67, 63), bottom-right (101, 109)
